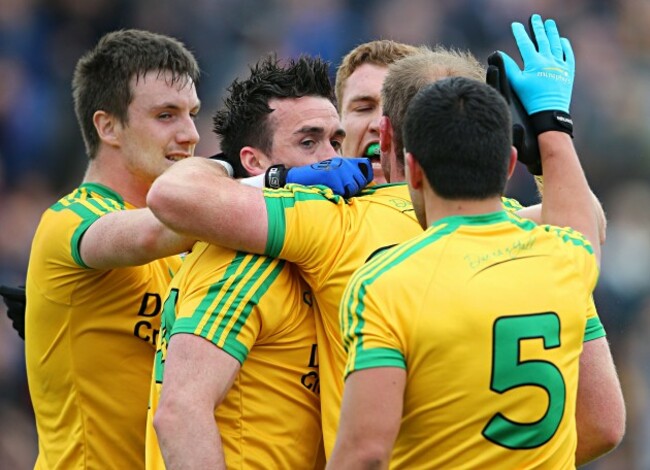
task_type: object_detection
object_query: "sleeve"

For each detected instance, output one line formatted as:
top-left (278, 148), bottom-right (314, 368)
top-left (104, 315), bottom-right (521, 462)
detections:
top-left (543, 224), bottom-right (604, 343)
top-left (340, 263), bottom-right (406, 378)
top-left (54, 196), bottom-right (124, 269)
top-left (263, 184), bottom-right (351, 288)
top-left (584, 296), bottom-right (606, 342)
top-left (501, 196), bottom-right (525, 212)
top-left (171, 252), bottom-right (285, 364)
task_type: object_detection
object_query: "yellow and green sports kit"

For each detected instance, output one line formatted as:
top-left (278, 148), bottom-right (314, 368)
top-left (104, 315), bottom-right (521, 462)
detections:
top-left (341, 210), bottom-right (603, 469)
top-left (262, 182), bottom-right (526, 456)
top-left (263, 182), bottom-right (421, 455)
top-left (146, 241), bottom-right (322, 469)
top-left (25, 183), bottom-right (180, 469)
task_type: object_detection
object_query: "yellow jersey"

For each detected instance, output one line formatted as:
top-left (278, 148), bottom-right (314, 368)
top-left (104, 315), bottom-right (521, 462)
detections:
top-left (26, 183), bottom-right (180, 469)
top-left (341, 210), bottom-right (602, 468)
top-left (146, 241), bottom-right (322, 469)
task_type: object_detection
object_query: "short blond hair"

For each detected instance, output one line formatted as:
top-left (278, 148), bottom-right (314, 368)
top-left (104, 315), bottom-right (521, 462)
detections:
top-left (382, 45), bottom-right (486, 169)
top-left (335, 40), bottom-right (420, 109)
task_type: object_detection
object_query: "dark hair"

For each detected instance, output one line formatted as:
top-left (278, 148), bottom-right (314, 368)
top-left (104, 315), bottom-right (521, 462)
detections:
top-left (72, 29), bottom-right (200, 159)
top-left (213, 54), bottom-right (334, 178)
top-left (403, 77), bottom-right (512, 199)
top-left (382, 46), bottom-right (485, 173)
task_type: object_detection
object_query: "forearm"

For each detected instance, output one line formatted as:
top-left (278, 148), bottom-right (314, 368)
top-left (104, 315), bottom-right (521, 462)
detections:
top-left (155, 405), bottom-right (226, 469)
top-left (148, 157), bottom-right (269, 253)
top-left (148, 157), bottom-right (230, 235)
top-left (538, 131), bottom-right (601, 262)
top-left (80, 209), bottom-right (194, 268)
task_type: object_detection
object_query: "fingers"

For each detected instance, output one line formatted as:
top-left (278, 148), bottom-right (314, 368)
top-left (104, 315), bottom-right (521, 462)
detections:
top-left (561, 37), bottom-right (575, 71)
top-left (512, 22), bottom-right (537, 64)
top-left (517, 15), bottom-right (569, 66)
top-left (529, 14), bottom-right (551, 56)
top-left (544, 19), bottom-right (564, 61)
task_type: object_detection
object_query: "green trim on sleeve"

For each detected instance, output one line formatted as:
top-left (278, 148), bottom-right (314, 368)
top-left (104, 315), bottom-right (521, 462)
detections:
top-left (346, 347), bottom-right (405, 378)
top-left (176, 254), bottom-right (286, 364)
top-left (584, 316), bottom-right (606, 342)
top-left (51, 185), bottom-right (126, 269)
top-left (70, 219), bottom-right (97, 269)
top-left (264, 195), bottom-right (289, 258)
top-left (262, 185), bottom-right (345, 257)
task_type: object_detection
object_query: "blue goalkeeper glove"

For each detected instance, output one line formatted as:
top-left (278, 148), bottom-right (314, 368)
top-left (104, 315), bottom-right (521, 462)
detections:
top-left (498, 14), bottom-right (575, 137)
top-left (265, 157), bottom-right (373, 198)
top-left (0, 285), bottom-right (26, 340)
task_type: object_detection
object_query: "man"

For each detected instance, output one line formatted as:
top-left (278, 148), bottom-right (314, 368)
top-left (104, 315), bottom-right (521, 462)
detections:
top-left (330, 75), bottom-right (600, 469)
top-left (331, 15), bottom-right (625, 468)
top-left (0, 38), bottom-right (411, 336)
top-left (148, 55), bottom-right (348, 469)
top-left (25, 30), bottom-right (200, 469)
top-left (335, 40), bottom-right (419, 183)
top-left (146, 17), bottom-right (622, 461)
top-left (146, 45), bottom-right (519, 458)
top-left (379, 45), bottom-right (485, 183)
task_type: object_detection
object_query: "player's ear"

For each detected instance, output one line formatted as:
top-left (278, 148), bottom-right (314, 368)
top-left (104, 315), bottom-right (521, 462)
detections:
top-left (405, 152), bottom-right (424, 190)
top-left (506, 146), bottom-right (518, 179)
top-left (240, 146), bottom-right (269, 176)
top-left (379, 116), bottom-right (393, 155)
top-left (94, 110), bottom-right (119, 147)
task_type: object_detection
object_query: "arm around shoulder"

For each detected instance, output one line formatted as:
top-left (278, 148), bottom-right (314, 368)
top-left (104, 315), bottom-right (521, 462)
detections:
top-left (147, 157), bottom-right (270, 254)
top-left (79, 208), bottom-right (194, 269)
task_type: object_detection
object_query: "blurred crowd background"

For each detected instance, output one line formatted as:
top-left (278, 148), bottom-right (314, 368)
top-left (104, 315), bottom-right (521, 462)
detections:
top-left (1, 0), bottom-right (649, 467)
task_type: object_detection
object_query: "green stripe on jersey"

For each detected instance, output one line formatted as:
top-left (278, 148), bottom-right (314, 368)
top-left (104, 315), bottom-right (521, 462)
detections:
top-left (51, 184), bottom-right (126, 269)
top-left (501, 196), bottom-right (524, 212)
top-left (342, 222), bottom-right (458, 355)
top-left (193, 253), bottom-right (285, 363)
top-left (544, 225), bottom-right (594, 254)
top-left (263, 185), bottom-right (343, 258)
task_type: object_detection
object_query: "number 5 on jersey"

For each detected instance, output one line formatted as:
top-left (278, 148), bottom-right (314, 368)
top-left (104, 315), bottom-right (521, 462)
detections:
top-left (483, 313), bottom-right (566, 449)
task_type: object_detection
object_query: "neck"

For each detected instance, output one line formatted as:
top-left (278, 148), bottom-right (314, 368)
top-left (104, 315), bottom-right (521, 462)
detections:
top-left (425, 194), bottom-right (503, 226)
top-left (82, 155), bottom-right (150, 208)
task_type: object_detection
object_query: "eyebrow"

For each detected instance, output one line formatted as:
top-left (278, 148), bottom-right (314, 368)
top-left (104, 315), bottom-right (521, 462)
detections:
top-left (155, 100), bottom-right (202, 112)
top-left (295, 126), bottom-right (347, 139)
top-left (349, 94), bottom-right (378, 102)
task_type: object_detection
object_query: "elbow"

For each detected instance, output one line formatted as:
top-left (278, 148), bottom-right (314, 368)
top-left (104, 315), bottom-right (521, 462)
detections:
top-left (356, 446), bottom-right (390, 470)
top-left (153, 398), bottom-right (182, 443)
top-left (601, 412), bottom-right (626, 453)
top-left (147, 178), bottom-right (181, 230)
top-left (591, 422), bottom-right (625, 458)
top-left (338, 442), bottom-right (391, 469)
top-left (603, 391), bottom-right (627, 451)
top-left (577, 409), bottom-right (626, 465)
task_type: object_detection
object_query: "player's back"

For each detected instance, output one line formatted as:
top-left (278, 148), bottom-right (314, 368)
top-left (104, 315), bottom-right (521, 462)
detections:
top-left (26, 183), bottom-right (180, 469)
top-left (147, 241), bottom-right (322, 469)
top-left (343, 211), bottom-right (597, 468)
